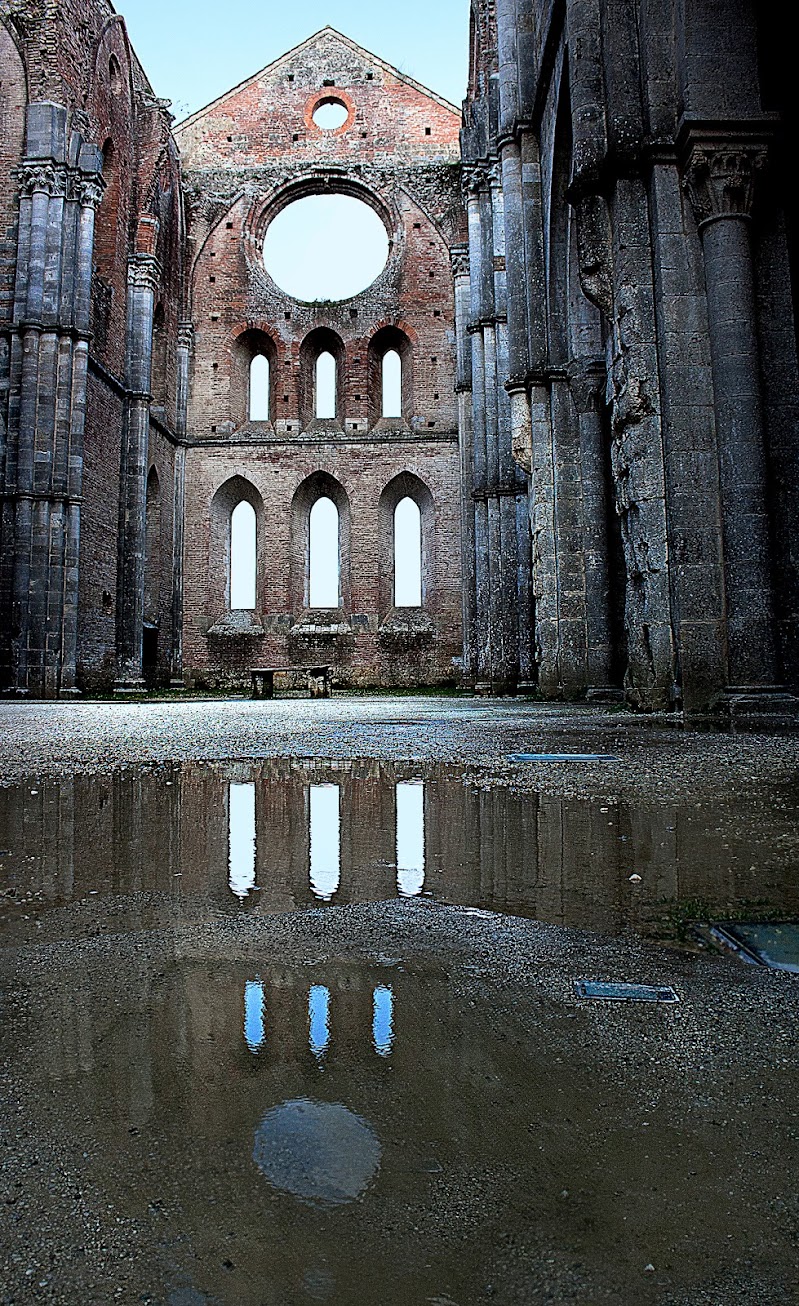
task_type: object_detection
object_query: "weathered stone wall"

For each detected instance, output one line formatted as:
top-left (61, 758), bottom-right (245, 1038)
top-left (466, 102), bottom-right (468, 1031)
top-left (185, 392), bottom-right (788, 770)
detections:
top-left (460, 0), bottom-right (799, 714)
top-left (177, 29), bottom-right (464, 688)
top-left (0, 0), bottom-right (184, 696)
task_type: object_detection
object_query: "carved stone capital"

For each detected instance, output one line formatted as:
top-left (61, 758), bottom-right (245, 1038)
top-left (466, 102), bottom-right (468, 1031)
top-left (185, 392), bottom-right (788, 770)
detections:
top-left (17, 162), bottom-right (71, 199)
top-left (683, 143), bottom-right (768, 229)
top-left (449, 243), bottom-right (470, 279)
top-left (78, 175), bottom-right (105, 209)
top-left (461, 166), bottom-right (488, 201)
top-left (127, 253), bottom-right (161, 295)
top-left (177, 321), bottom-right (195, 352)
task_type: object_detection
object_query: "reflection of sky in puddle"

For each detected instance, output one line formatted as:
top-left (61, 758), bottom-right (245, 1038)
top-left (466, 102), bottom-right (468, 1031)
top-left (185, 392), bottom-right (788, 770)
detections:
top-left (396, 781), bottom-right (425, 898)
top-left (253, 1098), bottom-right (382, 1206)
top-left (310, 784), bottom-right (341, 902)
top-left (309, 984), bottom-right (331, 1060)
top-left (372, 985), bottom-right (394, 1057)
top-left (245, 981), bottom-right (395, 1060)
top-left (228, 782), bottom-right (256, 899)
top-left (244, 979), bottom-right (266, 1052)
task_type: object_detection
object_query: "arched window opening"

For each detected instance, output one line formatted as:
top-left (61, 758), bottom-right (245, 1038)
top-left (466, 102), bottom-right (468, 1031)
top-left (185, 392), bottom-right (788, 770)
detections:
top-left (244, 979), bottom-right (266, 1053)
top-left (310, 497), bottom-right (340, 608)
top-left (382, 350), bottom-right (402, 418)
top-left (144, 465), bottom-right (161, 628)
top-left (151, 303), bottom-right (167, 408)
top-left (230, 501), bottom-right (257, 610)
top-left (249, 354), bottom-right (270, 421)
top-left (95, 139), bottom-right (119, 280)
top-left (372, 986), bottom-right (394, 1057)
top-left (396, 780), bottom-right (425, 898)
top-left (394, 497), bottom-right (422, 607)
top-left (229, 781), bottom-right (256, 899)
top-left (309, 783), bottom-right (341, 902)
top-left (315, 351), bottom-right (337, 419)
top-left (108, 54), bottom-right (122, 94)
top-left (309, 985), bottom-right (331, 1060)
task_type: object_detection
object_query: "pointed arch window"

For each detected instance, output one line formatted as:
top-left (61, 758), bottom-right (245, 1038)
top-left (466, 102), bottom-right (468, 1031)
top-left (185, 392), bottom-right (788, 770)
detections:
top-left (315, 351), bottom-right (337, 419)
top-left (310, 497), bottom-right (340, 608)
top-left (230, 500), bottom-right (257, 609)
top-left (394, 497), bottom-right (422, 607)
top-left (249, 354), bottom-right (271, 421)
top-left (382, 350), bottom-right (402, 418)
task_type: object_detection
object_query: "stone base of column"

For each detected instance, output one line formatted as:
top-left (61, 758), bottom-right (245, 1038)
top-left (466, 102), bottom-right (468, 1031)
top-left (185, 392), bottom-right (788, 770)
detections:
top-left (517, 681), bottom-right (537, 696)
top-left (708, 686), bottom-right (799, 730)
top-left (58, 687), bottom-right (82, 699)
top-left (169, 678), bottom-right (187, 691)
top-left (586, 687), bottom-right (626, 705)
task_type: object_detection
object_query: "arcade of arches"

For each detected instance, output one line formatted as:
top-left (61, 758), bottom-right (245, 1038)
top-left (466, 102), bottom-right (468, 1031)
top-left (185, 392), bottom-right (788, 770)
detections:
top-left (1, 3), bottom-right (798, 720)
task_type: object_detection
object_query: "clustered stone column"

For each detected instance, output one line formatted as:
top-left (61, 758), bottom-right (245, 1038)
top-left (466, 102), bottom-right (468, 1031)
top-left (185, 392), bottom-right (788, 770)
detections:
top-left (115, 218), bottom-right (160, 690)
top-left (684, 133), bottom-right (778, 693)
top-left (458, 164), bottom-right (533, 694)
top-left (0, 103), bottom-right (103, 697)
top-left (169, 320), bottom-right (193, 687)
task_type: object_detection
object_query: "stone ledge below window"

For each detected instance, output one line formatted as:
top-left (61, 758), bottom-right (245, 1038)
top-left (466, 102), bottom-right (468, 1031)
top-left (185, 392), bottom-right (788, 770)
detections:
top-left (207, 610), bottom-right (266, 639)
top-left (378, 609), bottom-right (435, 641)
top-left (291, 610), bottom-right (352, 638)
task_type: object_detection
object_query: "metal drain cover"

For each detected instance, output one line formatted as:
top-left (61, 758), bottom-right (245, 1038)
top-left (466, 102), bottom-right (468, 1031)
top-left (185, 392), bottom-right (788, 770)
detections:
top-left (575, 981), bottom-right (679, 1003)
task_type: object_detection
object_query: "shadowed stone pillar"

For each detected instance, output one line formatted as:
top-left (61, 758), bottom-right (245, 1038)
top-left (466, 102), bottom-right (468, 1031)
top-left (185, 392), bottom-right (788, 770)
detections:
top-left (170, 320), bottom-right (192, 686)
top-left (116, 219), bottom-right (160, 689)
top-left (684, 135), bottom-right (777, 690)
top-left (451, 246), bottom-right (476, 683)
top-left (0, 104), bottom-right (103, 697)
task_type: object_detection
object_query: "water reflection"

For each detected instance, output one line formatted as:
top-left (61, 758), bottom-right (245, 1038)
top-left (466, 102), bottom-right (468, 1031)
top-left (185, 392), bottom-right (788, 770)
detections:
top-left (309, 984), bottom-right (331, 1061)
top-left (244, 979), bottom-right (266, 1053)
top-left (372, 985), bottom-right (394, 1058)
top-left (229, 782), bottom-right (256, 899)
top-left (309, 784), bottom-right (341, 902)
top-left (1, 758), bottom-right (797, 946)
top-left (396, 781), bottom-right (425, 898)
top-left (253, 1099), bottom-right (382, 1206)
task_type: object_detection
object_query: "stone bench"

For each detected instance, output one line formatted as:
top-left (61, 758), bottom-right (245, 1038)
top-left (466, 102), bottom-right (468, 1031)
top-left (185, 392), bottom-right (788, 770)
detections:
top-left (250, 665), bottom-right (332, 700)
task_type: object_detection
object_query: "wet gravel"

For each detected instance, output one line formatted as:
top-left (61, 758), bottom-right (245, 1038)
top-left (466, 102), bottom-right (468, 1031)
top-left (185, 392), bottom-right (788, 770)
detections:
top-left (1, 696), bottom-right (798, 806)
top-left (1, 697), bottom-right (798, 1304)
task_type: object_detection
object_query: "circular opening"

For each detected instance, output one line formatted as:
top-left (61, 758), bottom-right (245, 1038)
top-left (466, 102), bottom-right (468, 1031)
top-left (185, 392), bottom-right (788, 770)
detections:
top-left (312, 97), bottom-right (350, 131)
top-left (263, 193), bottom-right (390, 302)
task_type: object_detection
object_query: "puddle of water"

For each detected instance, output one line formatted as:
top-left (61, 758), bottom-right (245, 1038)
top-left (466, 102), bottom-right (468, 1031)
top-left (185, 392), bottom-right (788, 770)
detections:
top-left (711, 922), bottom-right (799, 972)
top-left (1, 758), bottom-right (797, 948)
top-left (4, 949), bottom-right (796, 1304)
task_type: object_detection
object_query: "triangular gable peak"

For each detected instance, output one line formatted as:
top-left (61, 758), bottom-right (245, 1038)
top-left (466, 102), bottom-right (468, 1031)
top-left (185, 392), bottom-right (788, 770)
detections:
top-left (176, 28), bottom-right (462, 169)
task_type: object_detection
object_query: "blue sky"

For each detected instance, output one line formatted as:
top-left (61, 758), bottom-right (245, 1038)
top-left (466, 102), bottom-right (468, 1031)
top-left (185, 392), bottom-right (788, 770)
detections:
top-left (116, 0), bottom-right (471, 121)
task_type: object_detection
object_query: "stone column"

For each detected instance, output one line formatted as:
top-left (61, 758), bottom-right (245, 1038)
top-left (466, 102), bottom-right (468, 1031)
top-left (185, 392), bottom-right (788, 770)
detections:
top-left (170, 320), bottom-right (192, 686)
top-left (1, 104), bottom-right (103, 697)
top-left (684, 136), bottom-right (777, 689)
top-left (450, 247), bottom-right (476, 684)
top-left (116, 220), bottom-right (160, 689)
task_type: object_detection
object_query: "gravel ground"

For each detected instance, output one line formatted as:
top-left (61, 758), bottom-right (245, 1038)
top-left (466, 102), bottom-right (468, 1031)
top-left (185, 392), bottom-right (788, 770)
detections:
top-left (1, 696), bottom-right (798, 805)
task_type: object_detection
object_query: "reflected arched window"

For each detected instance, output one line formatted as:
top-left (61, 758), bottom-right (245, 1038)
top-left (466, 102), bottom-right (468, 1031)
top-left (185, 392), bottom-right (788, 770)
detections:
top-left (310, 497), bottom-right (340, 608)
top-left (229, 782), bottom-right (256, 899)
top-left (372, 986), bottom-right (394, 1057)
top-left (394, 497), bottom-right (422, 607)
top-left (316, 351), bottom-right (336, 419)
top-left (230, 501), bottom-right (257, 609)
top-left (309, 784), bottom-right (341, 901)
top-left (249, 355), bottom-right (270, 421)
top-left (244, 979), bottom-right (266, 1053)
top-left (309, 984), bottom-right (331, 1060)
top-left (396, 781), bottom-right (425, 897)
top-left (382, 349), bottom-right (402, 418)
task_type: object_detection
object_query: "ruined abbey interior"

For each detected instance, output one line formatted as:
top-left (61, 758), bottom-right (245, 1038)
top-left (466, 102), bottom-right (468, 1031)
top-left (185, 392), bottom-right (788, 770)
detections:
top-left (1, 0), bottom-right (797, 718)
